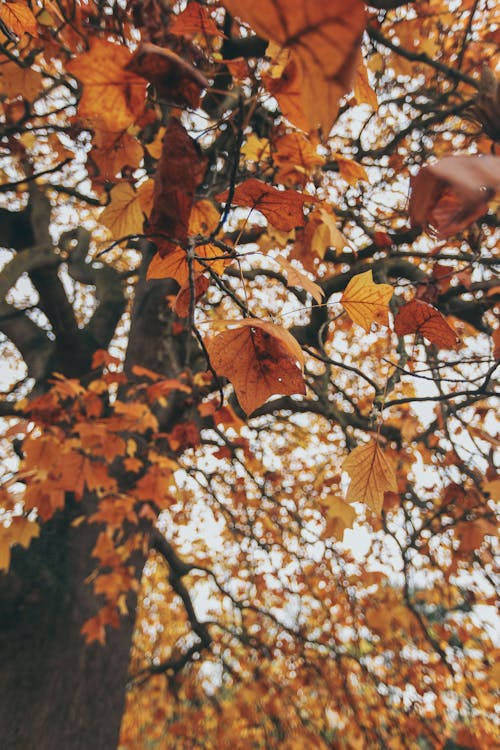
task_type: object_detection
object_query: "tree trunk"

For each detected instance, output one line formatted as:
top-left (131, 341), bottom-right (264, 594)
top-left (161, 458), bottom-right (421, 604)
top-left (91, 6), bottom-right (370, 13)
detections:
top-left (0, 497), bottom-right (139, 750)
top-left (0, 243), bottom-right (192, 749)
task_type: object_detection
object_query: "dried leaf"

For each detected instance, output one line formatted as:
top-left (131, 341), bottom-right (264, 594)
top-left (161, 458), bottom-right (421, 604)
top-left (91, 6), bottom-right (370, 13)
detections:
top-left (205, 319), bottom-right (306, 415)
top-left (125, 42), bottom-right (209, 109)
top-left (217, 178), bottom-right (314, 231)
top-left (332, 153), bottom-right (369, 185)
top-left (341, 270), bottom-right (393, 331)
top-left (409, 155), bottom-right (500, 238)
top-left (394, 299), bottom-right (460, 350)
top-left (147, 118), bottom-right (207, 255)
top-left (343, 440), bottom-right (397, 513)
top-left (223, 0), bottom-right (365, 133)
top-left (67, 39), bottom-right (146, 130)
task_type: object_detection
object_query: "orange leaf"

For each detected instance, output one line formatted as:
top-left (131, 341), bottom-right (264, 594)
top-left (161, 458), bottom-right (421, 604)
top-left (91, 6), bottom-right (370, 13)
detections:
top-left (409, 155), bottom-right (500, 238)
top-left (343, 440), bottom-right (398, 513)
top-left (394, 299), bottom-right (460, 350)
top-left (147, 243), bottom-right (225, 286)
top-left (0, 1), bottom-right (38, 37)
top-left (331, 153), bottom-right (369, 186)
top-left (223, 0), bottom-right (365, 133)
top-left (125, 42), bottom-right (209, 109)
top-left (169, 4), bottom-right (223, 38)
top-left (173, 274), bottom-right (210, 317)
top-left (341, 270), bottom-right (393, 331)
top-left (67, 39), bottom-right (146, 130)
top-left (353, 56), bottom-right (378, 110)
top-left (217, 178), bottom-right (313, 231)
top-left (205, 319), bottom-right (306, 415)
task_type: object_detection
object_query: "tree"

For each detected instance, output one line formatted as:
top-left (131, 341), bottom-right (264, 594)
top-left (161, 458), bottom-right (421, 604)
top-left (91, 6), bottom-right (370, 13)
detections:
top-left (0, 1), bottom-right (498, 748)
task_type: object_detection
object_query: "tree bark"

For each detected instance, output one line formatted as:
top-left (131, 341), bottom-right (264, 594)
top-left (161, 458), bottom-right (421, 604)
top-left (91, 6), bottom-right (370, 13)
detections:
top-left (0, 501), bottom-right (139, 750)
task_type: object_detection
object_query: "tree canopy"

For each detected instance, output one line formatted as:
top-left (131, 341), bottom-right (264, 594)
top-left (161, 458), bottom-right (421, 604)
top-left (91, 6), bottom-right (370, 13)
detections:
top-left (0, 1), bottom-right (499, 749)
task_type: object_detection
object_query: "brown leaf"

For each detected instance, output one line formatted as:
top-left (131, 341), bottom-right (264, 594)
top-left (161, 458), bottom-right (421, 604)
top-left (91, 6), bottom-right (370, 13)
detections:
top-left (343, 440), bottom-right (398, 514)
top-left (173, 275), bottom-right (210, 318)
top-left (125, 42), bottom-right (209, 109)
top-left (205, 319), bottom-right (306, 415)
top-left (223, 0), bottom-right (365, 133)
top-left (217, 178), bottom-right (314, 231)
top-left (409, 155), bottom-right (500, 238)
top-left (147, 118), bottom-right (207, 255)
top-left (394, 299), bottom-right (460, 350)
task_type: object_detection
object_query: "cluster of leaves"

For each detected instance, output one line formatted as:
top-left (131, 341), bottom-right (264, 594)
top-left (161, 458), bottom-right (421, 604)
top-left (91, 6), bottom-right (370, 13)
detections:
top-left (0, 0), bottom-right (499, 748)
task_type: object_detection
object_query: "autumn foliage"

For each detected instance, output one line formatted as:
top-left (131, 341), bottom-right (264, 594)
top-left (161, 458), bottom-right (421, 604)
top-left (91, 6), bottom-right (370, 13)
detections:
top-left (0, 1), bottom-right (499, 749)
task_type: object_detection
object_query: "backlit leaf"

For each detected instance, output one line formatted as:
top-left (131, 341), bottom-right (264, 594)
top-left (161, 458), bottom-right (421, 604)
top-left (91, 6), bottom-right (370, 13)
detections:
top-left (341, 270), bottom-right (393, 331)
top-left (217, 178), bottom-right (314, 231)
top-left (343, 440), bottom-right (398, 513)
top-left (67, 39), bottom-right (146, 130)
top-left (223, 0), bottom-right (365, 133)
top-left (205, 319), bottom-right (306, 415)
top-left (100, 182), bottom-right (144, 239)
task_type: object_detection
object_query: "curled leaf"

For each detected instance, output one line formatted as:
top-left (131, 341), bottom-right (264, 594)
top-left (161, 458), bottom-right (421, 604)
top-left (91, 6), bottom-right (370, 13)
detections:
top-left (205, 319), bottom-right (306, 415)
top-left (409, 155), bottom-right (500, 238)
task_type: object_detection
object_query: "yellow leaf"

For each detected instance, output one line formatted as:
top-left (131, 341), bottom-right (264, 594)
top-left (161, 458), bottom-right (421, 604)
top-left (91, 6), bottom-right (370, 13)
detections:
top-left (343, 440), bottom-right (398, 513)
top-left (341, 270), bottom-right (393, 331)
top-left (100, 183), bottom-right (144, 239)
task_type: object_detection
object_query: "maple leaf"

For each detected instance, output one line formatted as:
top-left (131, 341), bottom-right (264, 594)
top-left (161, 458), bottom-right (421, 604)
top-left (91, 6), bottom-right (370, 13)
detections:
top-left (125, 42), bottom-right (209, 109)
top-left (322, 497), bottom-right (356, 540)
top-left (223, 0), bottom-right (365, 132)
top-left (67, 39), bottom-right (146, 131)
top-left (343, 440), bottom-right (398, 514)
top-left (205, 319), bottom-right (306, 415)
top-left (341, 270), bottom-right (393, 331)
top-left (409, 155), bottom-right (500, 238)
top-left (0, 1), bottom-right (38, 38)
top-left (394, 299), bottom-right (460, 350)
top-left (217, 178), bottom-right (314, 231)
